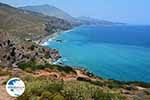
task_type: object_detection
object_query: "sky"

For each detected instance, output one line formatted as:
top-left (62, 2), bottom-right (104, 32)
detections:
top-left (0, 0), bottom-right (150, 25)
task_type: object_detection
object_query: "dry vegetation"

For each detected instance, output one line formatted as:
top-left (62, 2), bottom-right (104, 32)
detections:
top-left (0, 65), bottom-right (150, 100)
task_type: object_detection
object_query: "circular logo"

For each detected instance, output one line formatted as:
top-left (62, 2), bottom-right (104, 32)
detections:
top-left (6, 77), bottom-right (25, 97)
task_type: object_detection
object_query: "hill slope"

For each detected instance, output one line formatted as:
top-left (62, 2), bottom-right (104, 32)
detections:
top-left (19, 4), bottom-right (76, 23)
top-left (0, 3), bottom-right (72, 41)
top-left (19, 5), bottom-right (125, 26)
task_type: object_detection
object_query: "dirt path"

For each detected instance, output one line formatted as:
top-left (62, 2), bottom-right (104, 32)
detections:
top-left (33, 70), bottom-right (60, 79)
top-left (0, 76), bottom-right (14, 100)
top-left (33, 69), bottom-right (99, 82)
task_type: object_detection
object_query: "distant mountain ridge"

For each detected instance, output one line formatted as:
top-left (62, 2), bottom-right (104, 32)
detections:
top-left (19, 4), bottom-right (76, 23)
top-left (77, 16), bottom-right (126, 25)
top-left (19, 5), bottom-right (125, 26)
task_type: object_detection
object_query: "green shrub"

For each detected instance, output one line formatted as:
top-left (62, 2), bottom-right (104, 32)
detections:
top-left (18, 60), bottom-right (36, 70)
top-left (18, 61), bottom-right (77, 74)
top-left (55, 65), bottom-right (76, 74)
top-left (18, 61), bottom-right (50, 71)
top-left (40, 91), bottom-right (53, 100)
top-left (53, 94), bottom-right (65, 100)
top-left (30, 44), bottom-right (35, 51)
top-left (107, 80), bottom-right (124, 89)
top-left (63, 81), bottom-right (100, 100)
top-left (17, 78), bottom-right (64, 100)
top-left (93, 90), bottom-right (126, 100)
top-left (90, 81), bottom-right (105, 87)
top-left (30, 96), bottom-right (40, 100)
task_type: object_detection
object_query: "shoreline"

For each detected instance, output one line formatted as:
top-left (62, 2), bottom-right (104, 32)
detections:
top-left (36, 29), bottom-right (73, 46)
top-left (34, 27), bottom-right (150, 84)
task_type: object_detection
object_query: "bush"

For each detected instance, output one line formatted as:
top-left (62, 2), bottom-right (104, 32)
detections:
top-left (18, 61), bottom-right (50, 71)
top-left (18, 60), bottom-right (36, 70)
top-left (90, 81), bottom-right (105, 87)
top-left (30, 44), bottom-right (35, 51)
top-left (40, 91), bottom-right (53, 100)
top-left (17, 78), bottom-right (64, 100)
top-left (55, 65), bottom-right (76, 74)
top-left (30, 96), bottom-right (40, 100)
top-left (93, 90), bottom-right (126, 100)
top-left (107, 80), bottom-right (124, 89)
top-left (53, 94), bottom-right (65, 100)
top-left (18, 61), bottom-right (77, 75)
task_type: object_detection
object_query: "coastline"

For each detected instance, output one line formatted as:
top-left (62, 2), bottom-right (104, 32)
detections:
top-left (36, 29), bottom-right (73, 46)
top-left (34, 26), bottom-right (150, 83)
top-left (0, 29), bottom-right (150, 100)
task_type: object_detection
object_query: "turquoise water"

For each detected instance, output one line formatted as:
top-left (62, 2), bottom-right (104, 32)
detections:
top-left (45, 25), bottom-right (150, 82)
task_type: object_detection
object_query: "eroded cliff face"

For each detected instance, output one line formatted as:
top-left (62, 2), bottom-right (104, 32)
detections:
top-left (0, 32), bottom-right (61, 67)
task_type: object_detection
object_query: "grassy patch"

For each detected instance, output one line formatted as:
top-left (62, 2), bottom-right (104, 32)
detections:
top-left (93, 90), bottom-right (126, 100)
top-left (17, 76), bottom-right (126, 100)
top-left (106, 80), bottom-right (125, 89)
top-left (17, 77), bottom-right (64, 100)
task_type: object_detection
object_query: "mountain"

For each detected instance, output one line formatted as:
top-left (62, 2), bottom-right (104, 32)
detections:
top-left (19, 4), bottom-right (76, 23)
top-left (19, 5), bottom-right (125, 26)
top-left (77, 16), bottom-right (125, 25)
top-left (0, 3), bottom-right (72, 42)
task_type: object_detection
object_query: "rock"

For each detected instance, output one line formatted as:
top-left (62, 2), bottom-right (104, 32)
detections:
top-left (121, 89), bottom-right (132, 94)
top-left (135, 86), bottom-right (145, 90)
top-left (144, 89), bottom-right (150, 95)
top-left (77, 76), bottom-right (91, 82)
top-left (56, 39), bottom-right (63, 43)
top-left (126, 85), bottom-right (139, 91)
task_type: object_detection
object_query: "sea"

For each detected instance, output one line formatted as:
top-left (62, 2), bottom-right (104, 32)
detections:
top-left (44, 25), bottom-right (150, 83)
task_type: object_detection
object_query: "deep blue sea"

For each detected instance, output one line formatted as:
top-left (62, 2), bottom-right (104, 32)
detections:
top-left (45, 25), bottom-right (150, 83)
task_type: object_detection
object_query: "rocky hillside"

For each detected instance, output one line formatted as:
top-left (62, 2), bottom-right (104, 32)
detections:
top-left (0, 32), bottom-right (61, 67)
top-left (0, 2), bottom-right (72, 69)
top-left (0, 3), bottom-right (72, 42)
